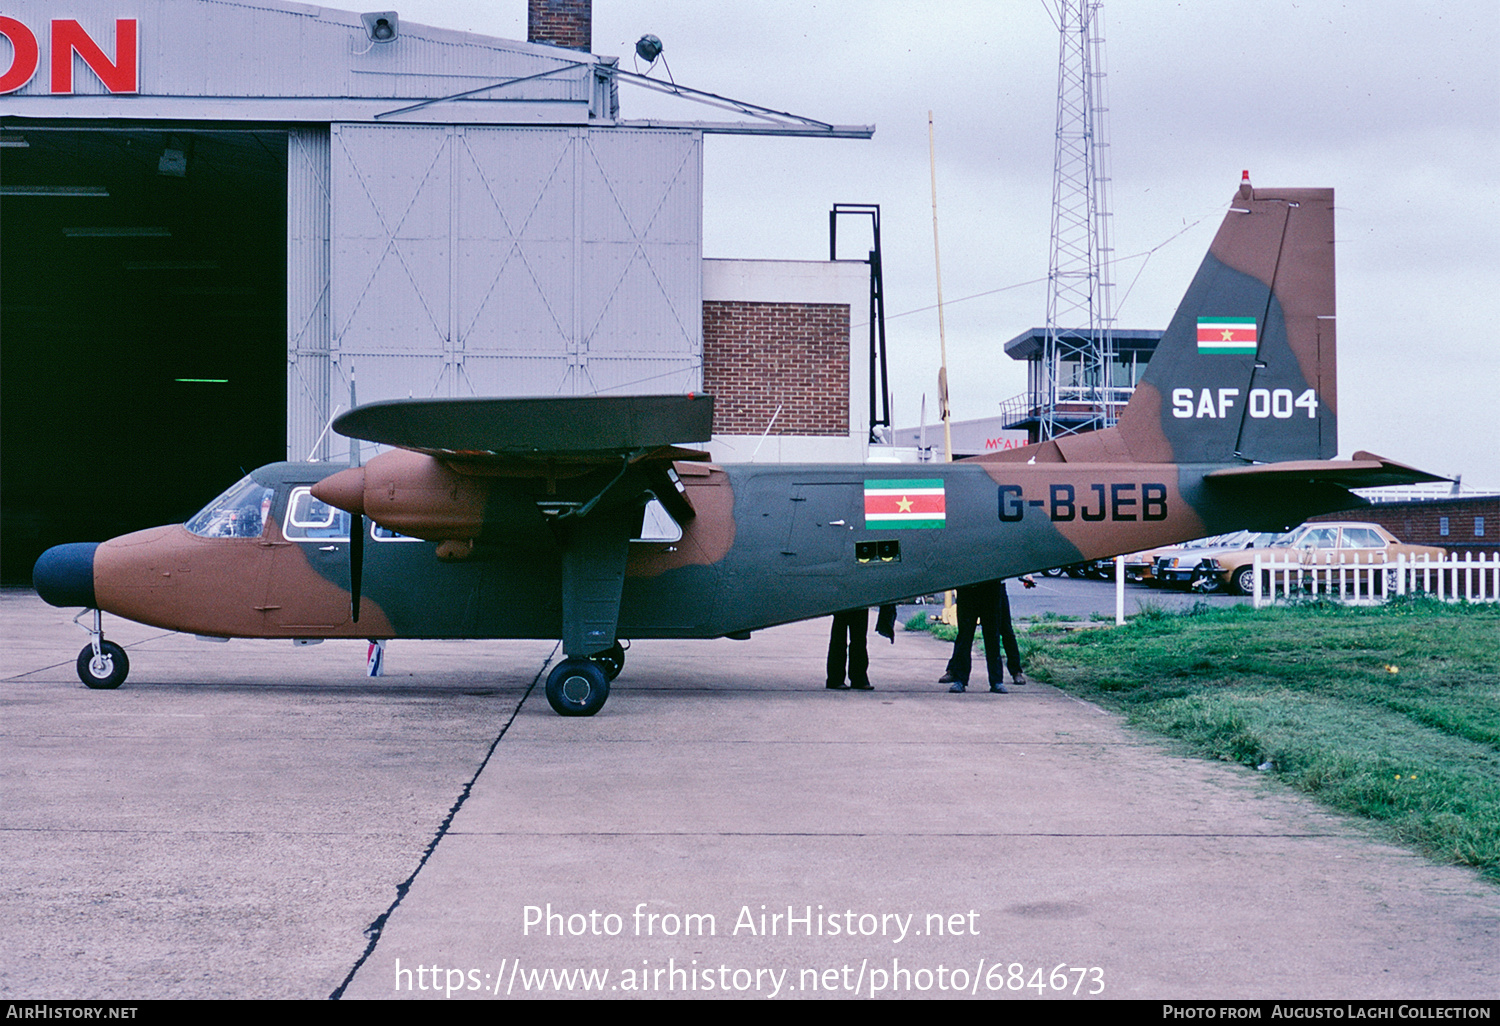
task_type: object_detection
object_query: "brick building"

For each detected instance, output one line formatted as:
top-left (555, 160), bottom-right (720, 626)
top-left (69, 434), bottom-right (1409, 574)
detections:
top-left (1312, 495), bottom-right (1497, 557)
top-left (700, 259), bottom-right (871, 463)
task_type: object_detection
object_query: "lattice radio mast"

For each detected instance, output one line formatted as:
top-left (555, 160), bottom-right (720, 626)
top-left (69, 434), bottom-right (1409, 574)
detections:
top-left (1041, 0), bottom-right (1115, 440)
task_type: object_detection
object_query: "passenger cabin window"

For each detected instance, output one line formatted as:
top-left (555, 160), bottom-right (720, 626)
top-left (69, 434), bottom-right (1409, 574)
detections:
top-left (634, 498), bottom-right (683, 542)
top-left (1339, 527), bottom-right (1384, 549)
top-left (186, 475), bottom-right (273, 539)
top-left (283, 487), bottom-right (351, 541)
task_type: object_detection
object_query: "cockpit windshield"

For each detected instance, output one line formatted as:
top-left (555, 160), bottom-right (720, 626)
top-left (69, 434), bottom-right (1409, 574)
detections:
top-left (186, 475), bottom-right (273, 539)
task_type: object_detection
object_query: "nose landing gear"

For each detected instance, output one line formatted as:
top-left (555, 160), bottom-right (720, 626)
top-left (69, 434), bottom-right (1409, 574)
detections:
top-left (73, 609), bottom-right (129, 689)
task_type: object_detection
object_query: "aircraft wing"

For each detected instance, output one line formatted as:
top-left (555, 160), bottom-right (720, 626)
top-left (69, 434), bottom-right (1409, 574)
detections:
top-left (1204, 452), bottom-right (1448, 490)
top-left (331, 393), bottom-right (714, 462)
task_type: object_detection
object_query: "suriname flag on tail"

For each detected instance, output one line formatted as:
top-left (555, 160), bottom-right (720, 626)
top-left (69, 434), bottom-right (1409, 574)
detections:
top-left (1197, 316), bottom-right (1258, 355)
top-left (864, 479), bottom-right (946, 529)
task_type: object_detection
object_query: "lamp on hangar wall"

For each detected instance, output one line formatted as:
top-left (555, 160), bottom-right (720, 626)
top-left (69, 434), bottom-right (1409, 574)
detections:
top-left (634, 34), bottom-right (673, 83)
top-left (361, 12), bottom-right (399, 44)
top-left (635, 34), bottom-right (663, 63)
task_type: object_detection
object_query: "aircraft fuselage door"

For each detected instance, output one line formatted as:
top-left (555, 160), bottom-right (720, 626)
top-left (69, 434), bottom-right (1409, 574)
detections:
top-left (781, 482), bottom-right (859, 574)
top-left (265, 485), bottom-right (355, 630)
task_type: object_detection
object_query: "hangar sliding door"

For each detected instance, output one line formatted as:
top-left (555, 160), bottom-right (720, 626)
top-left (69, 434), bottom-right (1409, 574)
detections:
top-left (327, 123), bottom-right (702, 414)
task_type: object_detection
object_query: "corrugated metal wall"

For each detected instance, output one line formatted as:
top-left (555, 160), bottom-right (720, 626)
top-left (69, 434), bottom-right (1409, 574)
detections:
top-left (287, 126), bottom-right (332, 461)
top-left (305, 123), bottom-right (700, 456)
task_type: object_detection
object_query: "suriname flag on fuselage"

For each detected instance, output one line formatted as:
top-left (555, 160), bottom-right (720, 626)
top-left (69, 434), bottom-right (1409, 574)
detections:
top-left (1197, 316), bottom-right (1257, 355)
top-left (864, 479), bottom-right (946, 529)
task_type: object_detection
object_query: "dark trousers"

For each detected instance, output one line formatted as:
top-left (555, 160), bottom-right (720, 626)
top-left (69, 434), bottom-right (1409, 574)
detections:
top-left (945, 580), bottom-right (1022, 685)
top-left (827, 608), bottom-right (870, 687)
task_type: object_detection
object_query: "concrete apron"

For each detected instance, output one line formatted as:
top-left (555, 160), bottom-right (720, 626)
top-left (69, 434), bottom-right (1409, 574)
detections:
top-left (2, 590), bottom-right (1495, 1000)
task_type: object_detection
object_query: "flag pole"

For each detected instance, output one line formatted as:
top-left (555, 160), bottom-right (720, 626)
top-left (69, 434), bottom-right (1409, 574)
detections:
top-left (928, 111), bottom-right (954, 465)
top-left (929, 111), bottom-right (957, 625)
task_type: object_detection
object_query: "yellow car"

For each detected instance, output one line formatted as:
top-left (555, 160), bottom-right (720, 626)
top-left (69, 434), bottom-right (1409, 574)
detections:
top-left (1187, 522), bottom-right (1446, 595)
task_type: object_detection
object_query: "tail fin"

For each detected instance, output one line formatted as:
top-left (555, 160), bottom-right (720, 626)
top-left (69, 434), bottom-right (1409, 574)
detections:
top-left (1115, 176), bottom-right (1337, 464)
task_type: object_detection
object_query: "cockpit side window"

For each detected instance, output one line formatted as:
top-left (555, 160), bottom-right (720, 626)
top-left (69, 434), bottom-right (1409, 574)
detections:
top-left (186, 475), bottom-right (274, 539)
top-left (283, 487), bottom-right (351, 541)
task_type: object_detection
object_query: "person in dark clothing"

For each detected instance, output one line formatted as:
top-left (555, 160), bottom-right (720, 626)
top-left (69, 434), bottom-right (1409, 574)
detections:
top-left (939, 578), bottom-right (1028, 693)
top-left (826, 607), bottom-right (871, 690)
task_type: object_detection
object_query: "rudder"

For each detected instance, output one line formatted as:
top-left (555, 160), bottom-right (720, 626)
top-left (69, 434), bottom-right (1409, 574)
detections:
top-left (1117, 176), bottom-right (1337, 465)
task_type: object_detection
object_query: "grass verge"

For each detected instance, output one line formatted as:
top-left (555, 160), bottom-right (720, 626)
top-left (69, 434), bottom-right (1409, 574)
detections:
top-left (989, 598), bottom-right (1500, 881)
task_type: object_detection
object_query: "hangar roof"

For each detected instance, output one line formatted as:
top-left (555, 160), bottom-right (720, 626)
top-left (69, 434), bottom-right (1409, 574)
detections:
top-left (0, 0), bottom-right (611, 124)
top-left (0, 0), bottom-right (871, 135)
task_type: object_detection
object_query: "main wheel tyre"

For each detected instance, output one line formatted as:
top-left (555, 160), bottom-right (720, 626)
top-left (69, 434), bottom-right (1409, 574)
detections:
top-left (1233, 565), bottom-right (1257, 596)
top-left (545, 659), bottom-right (610, 717)
top-left (77, 641), bottom-right (129, 690)
top-left (1043, 567), bottom-right (1065, 578)
top-left (594, 641), bottom-right (626, 681)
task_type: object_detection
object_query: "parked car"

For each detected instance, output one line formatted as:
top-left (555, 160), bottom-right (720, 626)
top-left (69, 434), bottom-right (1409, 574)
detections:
top-left (1153, 531), bottom-right (1278, 591)
top-left (1123, 548), bottom-right (1166, 584)
top-left (1180, 522), bottom-right (1446, 595)
top-left (1129, 534), bottom-right (1238, 586)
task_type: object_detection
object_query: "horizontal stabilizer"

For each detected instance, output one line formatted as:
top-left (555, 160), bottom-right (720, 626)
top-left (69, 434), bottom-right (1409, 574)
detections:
top-left (333, 394), bottom-right (715, 459)
top-left (1205, 452), bottom-right (1448, 490)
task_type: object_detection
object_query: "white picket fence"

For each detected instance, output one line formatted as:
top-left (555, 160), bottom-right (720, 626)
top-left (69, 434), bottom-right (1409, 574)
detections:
top-left (1251, 552), bottom-right (1500, 607)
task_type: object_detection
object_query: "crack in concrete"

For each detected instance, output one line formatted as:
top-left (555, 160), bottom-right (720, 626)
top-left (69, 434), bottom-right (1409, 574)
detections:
top-left (328, 642), bottom-right (558, 1000)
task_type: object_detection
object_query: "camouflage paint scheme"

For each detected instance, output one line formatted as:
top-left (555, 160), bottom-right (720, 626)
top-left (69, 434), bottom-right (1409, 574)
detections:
top-left (33, 179), bottom-right (1445, 712)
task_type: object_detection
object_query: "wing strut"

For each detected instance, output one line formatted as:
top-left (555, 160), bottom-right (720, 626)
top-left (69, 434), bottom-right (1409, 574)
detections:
top-left (557, 514), bottom-right (634, 659)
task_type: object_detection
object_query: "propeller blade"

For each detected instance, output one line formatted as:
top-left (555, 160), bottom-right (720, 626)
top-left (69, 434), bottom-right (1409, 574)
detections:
top-left (350, 513), bottom-right (364, 623)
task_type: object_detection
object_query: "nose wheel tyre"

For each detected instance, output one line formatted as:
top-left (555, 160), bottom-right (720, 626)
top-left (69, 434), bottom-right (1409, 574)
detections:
top-left (545, 658), bottom-right (610, 717)
top-left (77, 641), bottom-right (129, 690)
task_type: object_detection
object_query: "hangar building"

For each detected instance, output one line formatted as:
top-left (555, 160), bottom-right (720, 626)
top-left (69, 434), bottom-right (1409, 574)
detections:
top-left (0, 0), bottom-right (875, 581)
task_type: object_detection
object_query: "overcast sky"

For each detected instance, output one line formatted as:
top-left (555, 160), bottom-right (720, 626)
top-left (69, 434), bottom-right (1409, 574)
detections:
top-left (392, 0), bottom-right (1499, 487)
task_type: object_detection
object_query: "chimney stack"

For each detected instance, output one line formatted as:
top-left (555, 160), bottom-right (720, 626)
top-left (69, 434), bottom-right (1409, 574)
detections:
top-left (528, 0), bottom-right (592, 52)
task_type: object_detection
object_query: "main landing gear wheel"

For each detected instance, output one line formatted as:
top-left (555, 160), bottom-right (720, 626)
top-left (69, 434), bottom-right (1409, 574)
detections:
top-left (594, 641), bottom-right (626, 681)
top-left (545, 658), bottom-right (610, 717)
top-left (77, 641), bottom-right (129, 690)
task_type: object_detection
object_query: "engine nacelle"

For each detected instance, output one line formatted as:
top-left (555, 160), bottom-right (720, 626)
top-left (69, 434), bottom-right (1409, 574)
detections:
top-left (312, 449), bottom-right (487, 541)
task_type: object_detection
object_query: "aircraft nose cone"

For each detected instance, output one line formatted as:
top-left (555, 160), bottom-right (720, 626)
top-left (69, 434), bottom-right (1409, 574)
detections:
top-left (33, 542), bottom-right (99, 608)
top-left (312, 466), bottom-right (366, 516)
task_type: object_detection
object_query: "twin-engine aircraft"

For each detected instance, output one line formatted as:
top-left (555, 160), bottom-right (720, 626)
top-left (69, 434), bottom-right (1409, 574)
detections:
top-left (34, 177), bottom-right (1442, 715)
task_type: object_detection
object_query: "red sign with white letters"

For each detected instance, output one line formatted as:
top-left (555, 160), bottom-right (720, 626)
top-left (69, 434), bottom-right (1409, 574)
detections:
top-left (0, 17), bottom-right (139, 94)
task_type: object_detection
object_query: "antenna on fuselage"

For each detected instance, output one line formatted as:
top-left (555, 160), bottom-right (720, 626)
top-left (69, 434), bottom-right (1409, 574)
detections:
top-left (305, 405), bottom-right (343, 462)
top-left (344, 364), bottom-right (365, 623)
top-left (347, 366), bottom-right (361, 468)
